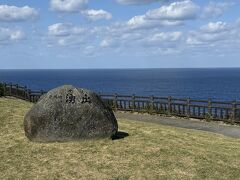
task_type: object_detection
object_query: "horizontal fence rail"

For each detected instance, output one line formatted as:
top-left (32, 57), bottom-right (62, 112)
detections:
top-left (1, 82), bottom-right (240, 124)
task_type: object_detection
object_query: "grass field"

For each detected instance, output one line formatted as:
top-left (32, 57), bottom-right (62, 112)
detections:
top-left (1, 97), bottom-right (240, 179)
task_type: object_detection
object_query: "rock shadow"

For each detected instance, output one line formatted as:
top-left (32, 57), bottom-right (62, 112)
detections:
top-left (112, 131), bottom-right (129, 140)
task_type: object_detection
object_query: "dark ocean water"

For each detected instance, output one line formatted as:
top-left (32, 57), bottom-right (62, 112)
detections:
top-left (1, 68), bottom-right (240, 101)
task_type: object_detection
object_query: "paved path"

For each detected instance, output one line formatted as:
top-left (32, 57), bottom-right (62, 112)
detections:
top-left (115, 111), bottom-right (240, 138)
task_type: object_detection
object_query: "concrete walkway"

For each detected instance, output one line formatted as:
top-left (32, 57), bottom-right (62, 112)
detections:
top-left (115, 111), bottom-right (240, 138)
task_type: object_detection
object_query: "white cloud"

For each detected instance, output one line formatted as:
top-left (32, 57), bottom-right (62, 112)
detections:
top-left (149, 47), bottom-right (182, 55)
top-left (127, 15), bottom-right (183, 29)
top-left (0, 27), bottom-right (25, 43)
top-left (181, 17), bottom-right (239, 51)
top-left (99, 20), bottom-right (184, 53)
top-left (82, 9), bottom-right (112, 21)
top-left (116, 0), bottom-right (162, 5)
top-left (147, 32), bottom-right (182, 42)
top-left (101, 19), bottom-right (240, 56)
top-left (127, 15), bottom-right (152, 28)
top-left (137, 31), bottom-right (183, 50)
top-left (0, 5), bottom-right (38, 22)
top-left (100, 39), bottom-right (111, 47)
top-left (95, 1), bottom-right (193, 52)
top-left (46, 18), bottom-right (240, 57)
top-left (47, 23), bottom-right (97, 47)
top-left (46, 0), bottom-right (240, 57)
top-left (125, 1), bottom-right (198, 30)
top-left (146, 0), bottom-right (200, 20)
top-left (50, 0), bottom-right (88, 13)
top-left (187, 31), bottom-right (227, 45)
top-left (47, 23), bottom-right (104, 56)
top-left (48, 23), bottom-right (85, 37)
top-left (50, 0), bottom-right (112, 21)
top-left (200, 21), bottom-right (228, 33)
top-left (183, 19), bottom-right (240, 58)
top-left (202, 2), bottom-right (233, 19)
top-left (186, 21), bottom-right (234, 45)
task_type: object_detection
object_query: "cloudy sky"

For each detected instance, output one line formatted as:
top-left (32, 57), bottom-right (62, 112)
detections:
top-left (0, 0), bottom-right (240, 69)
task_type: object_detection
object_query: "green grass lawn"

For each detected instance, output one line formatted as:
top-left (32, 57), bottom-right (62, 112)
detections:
top-left (1, 97), bottom-right (240, 179)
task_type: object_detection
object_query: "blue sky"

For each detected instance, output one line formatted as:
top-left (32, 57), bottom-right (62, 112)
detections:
top-left (0, 0), bottom-right (240, 69)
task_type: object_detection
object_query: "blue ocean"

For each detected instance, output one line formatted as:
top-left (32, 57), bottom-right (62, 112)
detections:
top-left (1, 68), bottom-right (240, 101)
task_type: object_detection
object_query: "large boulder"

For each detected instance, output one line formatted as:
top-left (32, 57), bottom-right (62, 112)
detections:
top-left (24, 85), bottom-right (118, 142)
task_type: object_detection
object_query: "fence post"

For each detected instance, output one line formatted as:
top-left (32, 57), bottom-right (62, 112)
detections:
top-left (208, 98), bottom-right (212, 116)
top-left (168, 96), bottom-right (172, 115)
top-left (231, 101), bottom-right (237, 124)
top-left (24, 86), bottom-right (27, 100)
top-left (9, 83), bottom-right (12, 96)
top-left (132, 94), bottom-right (135, 111)
top-left (3, 83), bottom-right (6, 96)
top-left (187, 98), bottom-right (190, 118)
top-left (114, 93), bottom-right (118, 111)
top-left (0, 82), bottom-right (2, 97)
top-left (28, 89), bottom-right (32, 102)
top-left (16, 84), bottom-right (19, 97)
top-left (150, 95), bottom-right (154, 114)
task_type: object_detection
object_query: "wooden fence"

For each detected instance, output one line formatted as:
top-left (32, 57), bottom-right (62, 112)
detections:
top-left (1, 82), bottom-right (240, 124)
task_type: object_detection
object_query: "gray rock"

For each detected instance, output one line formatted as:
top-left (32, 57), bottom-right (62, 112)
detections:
top-left (24, 85), bottom-right (118, 142)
